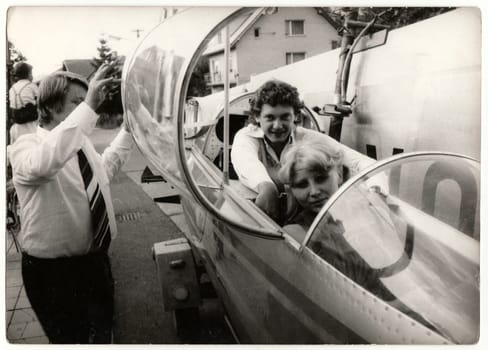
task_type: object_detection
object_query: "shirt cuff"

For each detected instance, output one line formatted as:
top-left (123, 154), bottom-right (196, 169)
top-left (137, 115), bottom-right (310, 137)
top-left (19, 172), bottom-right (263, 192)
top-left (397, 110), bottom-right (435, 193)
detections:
top-left (112, 128), bottom-right (134, 148)
top-left (62, 102), bottom-right (98, 135)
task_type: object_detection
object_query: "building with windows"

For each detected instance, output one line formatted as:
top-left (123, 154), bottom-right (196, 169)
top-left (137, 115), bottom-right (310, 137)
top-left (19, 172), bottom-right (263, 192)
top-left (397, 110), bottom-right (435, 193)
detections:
top-left (202, 7), bottom-right (340, 93)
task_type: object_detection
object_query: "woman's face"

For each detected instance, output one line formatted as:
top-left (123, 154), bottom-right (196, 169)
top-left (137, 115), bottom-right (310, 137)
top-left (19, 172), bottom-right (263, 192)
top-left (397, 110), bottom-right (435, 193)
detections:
top-left (290, 166), bottom-right (341, 214)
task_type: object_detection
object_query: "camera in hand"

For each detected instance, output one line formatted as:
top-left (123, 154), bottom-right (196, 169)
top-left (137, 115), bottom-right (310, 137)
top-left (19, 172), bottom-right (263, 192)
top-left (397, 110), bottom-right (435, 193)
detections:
top-left (94, 57), bottom-right (124, 116)
top-left (91, 55), bottom-right (125, 126)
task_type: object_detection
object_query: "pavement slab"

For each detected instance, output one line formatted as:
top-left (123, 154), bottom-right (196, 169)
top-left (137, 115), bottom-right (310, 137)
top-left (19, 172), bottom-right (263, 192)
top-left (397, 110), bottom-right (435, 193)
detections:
top-left (21, 336), bottom-right (50, 344)
top-left (6, 271), bottom-right (22, 288)
top-left (6, 286), bottom-right (21, 300)
top-left (21, 321), bottom-right (45, 339)
top-left (9, 309), bottom-right (37, 325)
top-left (7, 322), bottom-right (27, 341)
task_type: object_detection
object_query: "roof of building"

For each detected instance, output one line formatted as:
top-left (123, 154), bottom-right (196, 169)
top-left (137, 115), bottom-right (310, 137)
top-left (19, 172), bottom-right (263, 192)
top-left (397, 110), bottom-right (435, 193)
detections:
top-left (61, 59), bottom-right (98, 80)
top-left (203, 8), bottom-right (266, 56)
top-left (203, 7), bottom-right (340, 56)
top-left (61, 57), bottom-right (126, 80)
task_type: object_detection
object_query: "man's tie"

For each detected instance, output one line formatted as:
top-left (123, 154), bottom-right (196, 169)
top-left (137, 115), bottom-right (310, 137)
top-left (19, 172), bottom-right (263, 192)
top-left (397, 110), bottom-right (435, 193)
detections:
top-left (78, 149), bottom-right (111, 251)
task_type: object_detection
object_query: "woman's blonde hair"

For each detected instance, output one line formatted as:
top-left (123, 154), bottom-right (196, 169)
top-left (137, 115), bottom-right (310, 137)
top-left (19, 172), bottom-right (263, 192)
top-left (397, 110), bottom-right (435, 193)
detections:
top-left (279, 140), bottom-right (343, 185)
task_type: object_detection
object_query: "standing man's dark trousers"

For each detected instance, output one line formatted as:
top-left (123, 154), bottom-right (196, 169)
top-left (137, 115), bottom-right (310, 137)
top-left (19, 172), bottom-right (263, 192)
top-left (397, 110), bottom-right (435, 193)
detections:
top-left (21, 251), bottom-right (114, 344)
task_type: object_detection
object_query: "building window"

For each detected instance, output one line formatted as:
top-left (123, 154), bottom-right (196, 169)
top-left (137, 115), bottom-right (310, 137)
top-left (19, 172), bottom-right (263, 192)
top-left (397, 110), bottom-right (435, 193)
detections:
top-left (286, 52), bottom-right (306, 65)
top-left (331, 40), bottom-right (340, 49)
top-left (211, 59), bottom-right (220, 81)
top-left (217, 31), bottom-right (222, 44)
top-left (254, 27), bottom-right (260, 38)
top-left (285, 20), bottom-right (304, 36)
top-left (212, 60), bottom-right (220, 73)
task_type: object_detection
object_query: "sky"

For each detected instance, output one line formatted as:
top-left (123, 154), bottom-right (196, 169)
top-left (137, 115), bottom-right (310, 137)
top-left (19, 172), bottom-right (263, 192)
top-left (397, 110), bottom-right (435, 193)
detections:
top-left (5, 1), bottom-right (485, 79)
top-left (6, 6), bottom-right (176, 78)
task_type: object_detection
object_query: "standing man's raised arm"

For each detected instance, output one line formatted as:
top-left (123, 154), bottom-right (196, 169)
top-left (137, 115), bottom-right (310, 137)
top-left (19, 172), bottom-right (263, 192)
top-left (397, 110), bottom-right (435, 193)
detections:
top-left (9, 62), bottom-right (122, 184)
top-left (9, 103), bottom-right (98, 184)
top-left (101, 121), bottom-right (134, 181)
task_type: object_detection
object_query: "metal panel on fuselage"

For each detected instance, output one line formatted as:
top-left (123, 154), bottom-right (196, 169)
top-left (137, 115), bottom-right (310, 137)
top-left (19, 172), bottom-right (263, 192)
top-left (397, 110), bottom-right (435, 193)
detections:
top-left (201, 217), bottom-right (359, 343)
top-left (179, 139), bottom-right (457, 344)
top-left (198, 209), bottom-right (450, 344)
top-left (182, 151), bottom-right (355, 343)
top-left (183, 149), bottom-right (450, 343)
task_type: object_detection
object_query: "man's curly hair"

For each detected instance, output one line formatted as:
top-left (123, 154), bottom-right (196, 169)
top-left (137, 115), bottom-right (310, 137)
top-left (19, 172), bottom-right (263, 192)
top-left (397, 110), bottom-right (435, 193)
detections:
top-left (249, 80), bottom-right (303, 121)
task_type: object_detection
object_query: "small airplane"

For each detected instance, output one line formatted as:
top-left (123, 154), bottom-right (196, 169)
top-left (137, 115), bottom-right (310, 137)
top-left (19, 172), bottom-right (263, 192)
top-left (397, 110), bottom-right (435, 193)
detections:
top-left (121, 7), bottom-right (480, 344)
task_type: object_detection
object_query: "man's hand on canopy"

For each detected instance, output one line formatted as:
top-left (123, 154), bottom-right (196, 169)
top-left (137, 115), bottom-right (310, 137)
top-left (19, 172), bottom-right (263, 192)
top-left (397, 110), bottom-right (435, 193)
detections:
top-left (85, 62), bottom-right (122, 112)
top-left (256, 181), bottom-right (281, 223)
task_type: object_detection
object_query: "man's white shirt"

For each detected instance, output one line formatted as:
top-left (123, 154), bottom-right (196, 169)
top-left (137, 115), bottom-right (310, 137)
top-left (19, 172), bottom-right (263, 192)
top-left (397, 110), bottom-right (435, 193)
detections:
top-left (8, 102), bottom-right (133, 258)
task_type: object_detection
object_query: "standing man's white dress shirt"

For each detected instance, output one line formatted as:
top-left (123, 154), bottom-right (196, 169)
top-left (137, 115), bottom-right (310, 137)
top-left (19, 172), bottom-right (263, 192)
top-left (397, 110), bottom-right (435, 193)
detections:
top-left (8, 102), bottom-right (133, 258)
top-left (9, 121), bottom-right (38, 145)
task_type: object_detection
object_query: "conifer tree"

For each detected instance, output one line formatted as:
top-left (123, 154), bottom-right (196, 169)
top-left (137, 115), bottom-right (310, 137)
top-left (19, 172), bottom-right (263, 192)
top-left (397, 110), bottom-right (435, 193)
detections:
top-left (92, 37), bottom-right (113, 67)
top-left (92, 37), bottom-right (124, 125)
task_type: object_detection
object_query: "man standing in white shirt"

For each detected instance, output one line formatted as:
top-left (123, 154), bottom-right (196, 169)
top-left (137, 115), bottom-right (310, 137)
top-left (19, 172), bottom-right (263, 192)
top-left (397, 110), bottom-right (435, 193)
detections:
top-left (8, 64), bottom-right (133, 343)
top-left (231, 80), bottom-right (375, 223)
top-left (8, 61), bottom-right (39, 144)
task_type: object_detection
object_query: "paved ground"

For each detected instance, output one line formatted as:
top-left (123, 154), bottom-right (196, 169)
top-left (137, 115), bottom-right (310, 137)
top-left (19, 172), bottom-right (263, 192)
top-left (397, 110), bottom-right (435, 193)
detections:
top-left (5, 127), bottom-right (233, 344)
top-left (5, 241), bottom-right (47, 344)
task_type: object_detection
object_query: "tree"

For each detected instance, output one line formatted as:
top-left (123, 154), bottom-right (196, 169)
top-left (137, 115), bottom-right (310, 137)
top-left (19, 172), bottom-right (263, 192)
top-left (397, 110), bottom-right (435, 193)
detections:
top-left (8, 41), bottom-right (27, 63)
top-left (317, 7), bottom-right (454, 30)
top-left (188, 56), bottom-right (211, 97)
top-left (6, 41), bottom-right (29, 139)
top-left (7, 41), bottom-right (28, 85)
top-left (91, 37), bottom-right (124, 127)
top-left (92, 37), bottom-right (113, 67)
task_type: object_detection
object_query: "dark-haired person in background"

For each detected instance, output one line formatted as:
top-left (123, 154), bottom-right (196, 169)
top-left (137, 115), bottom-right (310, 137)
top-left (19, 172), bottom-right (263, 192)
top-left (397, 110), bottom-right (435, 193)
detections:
top-left (231, 80), bottom-right (374, 224)
top-left (7, 63), bottom-right (133, 344)
top-left (8, 62), bottom-right (39, 144)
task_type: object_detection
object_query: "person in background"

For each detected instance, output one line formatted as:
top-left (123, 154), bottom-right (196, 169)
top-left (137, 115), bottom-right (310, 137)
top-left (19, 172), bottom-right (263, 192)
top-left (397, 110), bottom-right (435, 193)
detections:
top-left (231, 79), bottom-right (374, 224)
top-left (7, 63), bottom-right (133, 344)
top-left (279, 140), bottom-right (344, 239)
top-left (8, 61), bottom-right (39, 144)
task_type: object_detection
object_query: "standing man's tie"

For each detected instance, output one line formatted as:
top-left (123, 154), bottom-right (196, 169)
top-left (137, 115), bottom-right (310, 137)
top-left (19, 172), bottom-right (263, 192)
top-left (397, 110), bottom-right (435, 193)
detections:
top-left (78, 149), bottom-right (111, 251)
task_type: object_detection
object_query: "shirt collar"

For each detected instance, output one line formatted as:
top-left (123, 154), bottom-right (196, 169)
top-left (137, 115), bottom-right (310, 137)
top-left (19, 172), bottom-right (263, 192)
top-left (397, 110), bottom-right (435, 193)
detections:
top-left (246, 124), bottom-right (264, 138)
top-left (37, 126), bottom-right (49, 138)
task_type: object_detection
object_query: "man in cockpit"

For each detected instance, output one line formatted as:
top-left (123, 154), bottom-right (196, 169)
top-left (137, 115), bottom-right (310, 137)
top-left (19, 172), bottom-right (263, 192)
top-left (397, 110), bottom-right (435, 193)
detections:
top-left (231, 80), bottom-right (375, 224)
